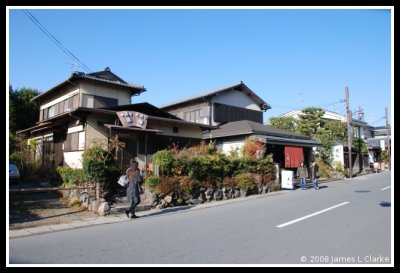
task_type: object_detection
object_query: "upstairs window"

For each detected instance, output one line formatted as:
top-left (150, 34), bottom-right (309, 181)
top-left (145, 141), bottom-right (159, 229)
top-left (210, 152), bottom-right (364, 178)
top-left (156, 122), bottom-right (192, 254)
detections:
top-left (184, 109), bottom-right (201, 123)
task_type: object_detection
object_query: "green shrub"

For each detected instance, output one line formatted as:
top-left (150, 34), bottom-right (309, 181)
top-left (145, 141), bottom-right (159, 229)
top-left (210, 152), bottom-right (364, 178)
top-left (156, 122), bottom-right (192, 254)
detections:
top-left (82, 143), bottom-right (120, 191)
top-left (152, 149), bottom-right (177, 176)
top-left (315, 157), bottom-right (330, 178)
top-left (145, 176), bottom-right (161, 189)
top-left (333, 161), bottom-right (343, 172)
top-left (178, 176), bottom-right (200, 196)
top-left (235, 173), bottom-right (256, 192)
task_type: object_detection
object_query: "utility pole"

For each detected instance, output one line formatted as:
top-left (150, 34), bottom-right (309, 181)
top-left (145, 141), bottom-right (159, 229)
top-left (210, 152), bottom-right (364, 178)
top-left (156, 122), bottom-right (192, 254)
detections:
top-left (385, 107), bottom-right (391, 171)
top-left (346, 86), bottom-right (352, 178)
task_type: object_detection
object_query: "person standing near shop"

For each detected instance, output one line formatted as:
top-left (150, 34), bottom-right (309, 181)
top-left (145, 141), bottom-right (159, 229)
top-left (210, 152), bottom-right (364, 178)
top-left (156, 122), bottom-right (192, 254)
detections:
top-left (311, 160), bottom-right (319, 190)
top-left (296, 161), bottom-right (308, 190)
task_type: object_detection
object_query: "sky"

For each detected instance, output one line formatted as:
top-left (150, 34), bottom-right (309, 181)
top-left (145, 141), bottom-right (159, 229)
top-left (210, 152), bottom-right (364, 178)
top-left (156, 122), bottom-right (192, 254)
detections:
top-left (7, 7), bottom-right (392, 126)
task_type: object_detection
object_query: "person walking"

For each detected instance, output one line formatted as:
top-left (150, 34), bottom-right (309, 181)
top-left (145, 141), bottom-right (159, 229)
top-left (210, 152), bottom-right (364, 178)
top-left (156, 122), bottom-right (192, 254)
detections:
top-left (296, 161), bottom-right (308, 190)
top-left (124, 159), bottom-right (143, 219)
top-left (311, 161), bottom-right (319, 190)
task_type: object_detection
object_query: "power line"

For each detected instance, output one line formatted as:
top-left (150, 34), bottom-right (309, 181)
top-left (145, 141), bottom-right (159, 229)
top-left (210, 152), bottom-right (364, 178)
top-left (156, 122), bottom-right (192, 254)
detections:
top-left (22, 10), bottom-right (93, 73)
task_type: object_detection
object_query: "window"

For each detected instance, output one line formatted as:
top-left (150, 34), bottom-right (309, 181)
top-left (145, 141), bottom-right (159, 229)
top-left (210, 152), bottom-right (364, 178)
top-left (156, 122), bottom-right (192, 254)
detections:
top-left (43, 108), bottom-right (49, 120)
top-left (64, 132), bottom-right (84, 152)
top-left (184, 109), bottom-right (201, 123)
top-left (82, 94), bottom-right (117, 109)
top-left (48, 105), bottom-right (55, 118)
top-left (82, 94), bottom-right (94, 108)
top-left (173, 126), bottom-right (179, 133)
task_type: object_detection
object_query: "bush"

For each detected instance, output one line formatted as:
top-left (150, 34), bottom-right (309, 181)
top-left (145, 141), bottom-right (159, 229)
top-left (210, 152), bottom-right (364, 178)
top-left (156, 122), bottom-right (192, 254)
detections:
top-left (155, 176), bottom-right (180, 197)
top-left (145, 176), bottom-right (161, 189)
top-left (235, 173), bottom-right (256, 192)
top-left (315, 157), bottom-right (330, 178)
top-left (242, 137), bottom-right (266, 159)
top-left (178, 176), bottom-right (200, 196)
top-left (333, 161), bottom-right (343, 172)
top-left (268, 182), bottom-right (281, 192)
top-left (56, 167), bottom-right (88, 187)
top-left (82, 144), bottom-right (120, 191)
top-left (223, 177), bottom-right (236, 189)
top-left (152, 149), bottom-right (177, 176)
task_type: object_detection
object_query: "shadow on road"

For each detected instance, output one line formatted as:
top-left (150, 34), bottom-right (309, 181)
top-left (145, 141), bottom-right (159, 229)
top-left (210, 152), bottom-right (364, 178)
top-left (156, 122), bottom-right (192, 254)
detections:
top-left (143, 205), bottom-right (195, 217)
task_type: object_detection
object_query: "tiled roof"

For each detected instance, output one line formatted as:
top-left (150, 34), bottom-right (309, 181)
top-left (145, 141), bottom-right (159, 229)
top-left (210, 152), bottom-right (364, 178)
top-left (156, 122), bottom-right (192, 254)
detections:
top-left (160, 82), bottom-right (270, 110)
top-left (32, 70), bottom-right (146, 102)
top-left (203, 120), bottom-right (310, 139)
top-left (203, 120), bottom-right (319, 147)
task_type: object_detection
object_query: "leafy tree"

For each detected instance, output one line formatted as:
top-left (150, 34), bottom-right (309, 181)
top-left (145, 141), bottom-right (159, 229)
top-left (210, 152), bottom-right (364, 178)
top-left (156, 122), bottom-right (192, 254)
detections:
top-left (9, 85), bottom-right (40, 156)
top-left (9, 86), bottom-right (40, 133)
top-left (268, 116), bottom-right (297, 132)
top-left (296, 107), bottom-right (325, 136)
top-left (315, 128), bottom-right (335, 163)
top-left (324, 120), bottom-right (348, 142)
top-left (352, 137), bottom-right (368, 153)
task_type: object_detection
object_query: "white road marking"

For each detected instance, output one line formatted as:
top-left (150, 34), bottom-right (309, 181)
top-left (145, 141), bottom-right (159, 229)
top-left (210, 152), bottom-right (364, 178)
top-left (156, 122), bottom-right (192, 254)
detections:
top-left (276, 202), bottom-right (350, 228)
top-left (380, 186), bottom-right (391, 191)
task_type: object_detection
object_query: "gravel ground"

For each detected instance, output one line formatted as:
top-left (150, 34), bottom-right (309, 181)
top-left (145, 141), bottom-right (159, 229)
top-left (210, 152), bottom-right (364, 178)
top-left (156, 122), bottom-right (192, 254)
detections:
top-left (9, 183), bottom-right (97, 230)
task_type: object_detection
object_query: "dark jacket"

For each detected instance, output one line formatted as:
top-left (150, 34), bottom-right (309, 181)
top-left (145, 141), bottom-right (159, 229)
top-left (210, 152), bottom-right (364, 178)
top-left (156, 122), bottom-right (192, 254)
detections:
top-left (126, 169), bottom-right (143, 204)
top-left (311, 164), bottom-right (319, 180)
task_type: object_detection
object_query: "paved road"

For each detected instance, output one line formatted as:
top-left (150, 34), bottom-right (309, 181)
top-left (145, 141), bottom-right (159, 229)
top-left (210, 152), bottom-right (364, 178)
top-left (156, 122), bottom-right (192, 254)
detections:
top-left (9, 172), bottom-right (392, 265)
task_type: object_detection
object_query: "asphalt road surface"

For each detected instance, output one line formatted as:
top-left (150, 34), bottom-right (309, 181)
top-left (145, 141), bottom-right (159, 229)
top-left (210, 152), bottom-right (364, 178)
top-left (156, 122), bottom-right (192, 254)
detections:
top-left (9, 172), bottom-right (391, 265)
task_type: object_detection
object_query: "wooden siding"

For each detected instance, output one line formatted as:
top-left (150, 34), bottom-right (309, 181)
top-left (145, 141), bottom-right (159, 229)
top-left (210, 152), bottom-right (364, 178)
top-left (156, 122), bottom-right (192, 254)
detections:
top-left (213, 103), bottom-right (263, 124)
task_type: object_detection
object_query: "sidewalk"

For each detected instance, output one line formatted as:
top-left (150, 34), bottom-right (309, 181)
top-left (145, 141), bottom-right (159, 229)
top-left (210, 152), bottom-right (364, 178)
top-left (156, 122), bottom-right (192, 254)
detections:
top-left (9, 176), bottom-right (346, 239)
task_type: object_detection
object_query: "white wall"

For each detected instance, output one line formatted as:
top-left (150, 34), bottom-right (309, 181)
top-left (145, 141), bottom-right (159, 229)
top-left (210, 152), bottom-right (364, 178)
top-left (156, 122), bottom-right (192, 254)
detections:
top-left (64, 151), bottom-right (84, 168)
top-left (219, 140), bottom-right (244, 155)
top-left (80, 82), bottom-right (131, 106)
top-left (368, 150), bottom-right (375, 164)
top-left (148, 120), bottom-right (203, 138)
top-left (332, 144), bottom-right (345, 167)
top-left (212, 90), bottom-right (261, 111)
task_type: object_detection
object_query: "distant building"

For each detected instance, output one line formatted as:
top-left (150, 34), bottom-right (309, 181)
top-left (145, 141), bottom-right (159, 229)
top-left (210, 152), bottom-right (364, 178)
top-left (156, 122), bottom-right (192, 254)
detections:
top-left (278, 109), bottom-right (371, 172)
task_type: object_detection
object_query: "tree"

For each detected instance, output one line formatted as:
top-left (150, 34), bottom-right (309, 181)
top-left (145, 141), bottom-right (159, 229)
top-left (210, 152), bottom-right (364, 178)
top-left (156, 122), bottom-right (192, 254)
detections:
top-left (324, 120), bottom-right (348, 142)
top-left (296, 107), bottom-right (325, 137)
top-left (268, 116), bottom-right (297, 132)
top-left (9, 86), bottom-right (40, 155)
top-left (9, 86), bottom-right (40, 133)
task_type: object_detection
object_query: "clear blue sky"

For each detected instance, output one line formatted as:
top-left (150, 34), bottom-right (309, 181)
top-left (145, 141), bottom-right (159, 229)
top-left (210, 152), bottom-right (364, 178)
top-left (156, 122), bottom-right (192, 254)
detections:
top-left (8, 8), bottom-right (392, 126)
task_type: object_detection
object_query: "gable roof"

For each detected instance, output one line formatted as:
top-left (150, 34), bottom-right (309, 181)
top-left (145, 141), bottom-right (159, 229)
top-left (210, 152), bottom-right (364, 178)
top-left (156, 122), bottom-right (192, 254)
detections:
top-left (32, 68), bottom-right (146, 102)
top-left (203, 120), bottom-right (319, 147)
top-left (203, 120), bottom-right (309, 139)
top-left (160, 81), bottom-right (271, 111)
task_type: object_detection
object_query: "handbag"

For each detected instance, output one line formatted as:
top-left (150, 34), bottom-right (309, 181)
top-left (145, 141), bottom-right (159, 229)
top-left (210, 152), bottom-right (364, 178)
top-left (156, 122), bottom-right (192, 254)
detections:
top-left (118, 175), bottom-right (129, 187)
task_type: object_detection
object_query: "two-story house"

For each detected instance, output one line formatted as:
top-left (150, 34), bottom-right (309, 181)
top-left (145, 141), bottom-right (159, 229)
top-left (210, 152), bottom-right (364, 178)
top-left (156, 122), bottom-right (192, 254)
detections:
top-left (160, 81), bottom-right (271, 126)
top-left (17, 68), bottom-right (214, 171)
top-left (161, 82), bottom-right (319, 171)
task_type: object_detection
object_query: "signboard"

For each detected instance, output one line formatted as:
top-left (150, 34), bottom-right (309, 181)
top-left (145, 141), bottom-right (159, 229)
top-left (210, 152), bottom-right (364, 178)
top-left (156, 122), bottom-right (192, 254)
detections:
top-left (281, 170), bottom-right (294, 190)
top-left (117, 111), bottom-right (148, 129)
